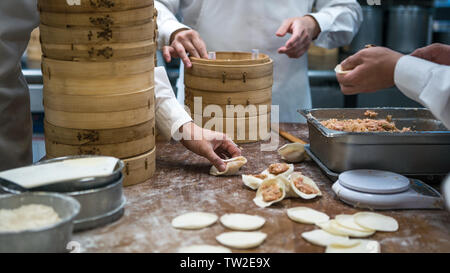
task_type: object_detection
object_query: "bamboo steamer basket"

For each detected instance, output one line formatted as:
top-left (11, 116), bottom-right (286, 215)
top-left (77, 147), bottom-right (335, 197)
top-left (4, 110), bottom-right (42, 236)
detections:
top-left (193, 113), bottom-right (271, 144)
top-left (43, 87), bottom-right (154, 112)
top-left (40, 6), bottom-right (155, 27)
top-left (185, 51), bottom-right (273, 143)
top-left (308, 43), bottom-right (339, 70)
top-left (37, 0), bottom-right (154, 13)
top-left (185, 87), bottom-right (271, 117)
top-left (44, 101), bottom-right (154, 130)
top-left (185, 100), bottom-right (271, 118)
top-left (39, 21), bottom-right (155, 45)
top-left (41, 40), bottom-right (156, 61)
top-left (122, 148), bottom-right (156, 187)
top-left (44, 119), bottom-right (155, 145)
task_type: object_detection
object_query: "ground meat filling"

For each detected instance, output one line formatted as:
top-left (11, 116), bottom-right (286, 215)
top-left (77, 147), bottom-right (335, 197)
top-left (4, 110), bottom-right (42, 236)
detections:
top-left (261, 183), bottom-right (282, 202)
top-left (364, 110), bottom-right (378, 118)
top-left (293, 176), bottom-right (318, 195)
top-left (321, 118), bottom-right (411, 132)
top-left (252, 174), bottom-right (268, 180)
top-left (268, 163), bottom-right (290, 175)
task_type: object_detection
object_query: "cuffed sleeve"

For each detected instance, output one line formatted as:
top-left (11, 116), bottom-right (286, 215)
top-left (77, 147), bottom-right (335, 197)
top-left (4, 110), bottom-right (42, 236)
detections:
top-left (395, 56), bottom-right (450, 129)
top-left (154, 66), bottom-right (193, 140)
top-left (308, 0), bottom-right (363, 49)
top-left (155, 1), bottom-right (191, 48)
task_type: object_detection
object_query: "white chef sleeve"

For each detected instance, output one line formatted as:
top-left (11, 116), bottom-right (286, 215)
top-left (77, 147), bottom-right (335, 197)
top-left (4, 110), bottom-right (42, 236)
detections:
top-left (308, 0), bottom-right (363, 49)
top-left (394, 55), bottom-right (450, 129)
top-left (155, 0), bottom-right (190, 48)
top-left (154, 66), bottom-right (193, 140)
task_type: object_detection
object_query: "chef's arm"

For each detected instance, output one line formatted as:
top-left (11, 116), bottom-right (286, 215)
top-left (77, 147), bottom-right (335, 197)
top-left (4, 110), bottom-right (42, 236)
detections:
top-left (308, 0), bottom-right (363, 49)
top-left (394, 56), bottom-right (450, 129)
top-left (155, 0), bottom-right (208, 67)
top-left (154, 66), bottom-right (241, 171)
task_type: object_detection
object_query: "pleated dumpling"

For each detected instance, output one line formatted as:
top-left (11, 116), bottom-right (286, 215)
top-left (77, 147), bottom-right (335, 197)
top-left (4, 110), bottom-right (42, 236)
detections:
top-left (210, 156), bottom-right (247, 176)
top-left (262, 163), bottom-right (294, 178)
top-left (253, 178), bottom-right (286, 208)
top-left (242, 173), bottom-right (269, 190)
top-left (278, 143), bottom-right (307, 163)
top-left (288, 172), bottom-right (322, 199)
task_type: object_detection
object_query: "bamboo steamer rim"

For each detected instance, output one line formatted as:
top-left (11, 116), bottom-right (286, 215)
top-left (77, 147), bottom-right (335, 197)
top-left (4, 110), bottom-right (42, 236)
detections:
top-left (43, 87), bottom-right (155, 113)
top-left (37, 0), bottom-right (154, 13)
top-left (122, 147), bottom-right (156, 187)
top-left (39, 6), bottom-right (156, 27)
top-left (44, 118), bottom-right (155, 145)
top-left (184, 74), bottom-right (273, 92)
top-left (186, 60), bottom-right (273, 80)
top-left (190, 52), bottom-right (271, 65)
top-left (186, 102), bottom-right (271, 118)
top-left (44, 103), bottom-right (155, 130)
top-left (45, 133), bottom-right (155, 159)
top-left (185, 87), bottom-right (272, 106)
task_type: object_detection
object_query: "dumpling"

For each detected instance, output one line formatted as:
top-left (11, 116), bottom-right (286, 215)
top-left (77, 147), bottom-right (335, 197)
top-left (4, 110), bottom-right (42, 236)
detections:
top-left (287, 172), bottom-right (322, 199)
top-left (210, 156), bottom-right (247, 176)
top-left (253, 178), bottom-right (286, 208)
top-left (278, 143), bottom-right (307, 163)
top-left (242, 173), bottom-right (269, 190)
top-left (262, 163), bottom-right (294, 178)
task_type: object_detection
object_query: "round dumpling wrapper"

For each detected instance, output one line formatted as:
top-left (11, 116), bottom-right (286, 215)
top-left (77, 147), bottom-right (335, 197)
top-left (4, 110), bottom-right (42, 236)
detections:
top-left (216, 231), bottom-right (267, 249)
top-left (171, 212), bottom-right (218, 230)
top-left (220, 213), bottom-right (266, 231)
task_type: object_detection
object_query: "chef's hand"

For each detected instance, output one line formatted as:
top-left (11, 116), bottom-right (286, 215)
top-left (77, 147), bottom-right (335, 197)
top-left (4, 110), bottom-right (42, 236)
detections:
top-left (411, 43), bottom-right (450, 66)
top-left (162, 29), bottom-right (209, 68)
top-left (179, 122), bottom-right (241, 172)
top-left (336, 47), bottom-right (404, 95)
top-left (276, 16), bottom-right (320, 58)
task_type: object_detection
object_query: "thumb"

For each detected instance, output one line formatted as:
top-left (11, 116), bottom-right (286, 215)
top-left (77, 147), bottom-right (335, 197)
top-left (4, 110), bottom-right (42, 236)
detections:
top-left (341, 53), bottom-right (363, 71)
top-left (204, 148), bottom-right (226, 172)
top-left (276, 19), bottom-right (292, 37)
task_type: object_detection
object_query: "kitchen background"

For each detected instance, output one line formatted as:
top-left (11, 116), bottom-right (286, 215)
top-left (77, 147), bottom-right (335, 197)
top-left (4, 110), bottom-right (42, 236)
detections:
top-left (23, 0), bottom-right (450, 162)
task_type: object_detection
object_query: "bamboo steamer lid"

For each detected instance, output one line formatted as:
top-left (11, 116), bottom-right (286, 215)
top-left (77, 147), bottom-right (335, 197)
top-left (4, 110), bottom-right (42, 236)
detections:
top-left (44, 102), bottom-right (154, 130)
top-left (122, 147), bottom-right (156, 187)
top-left (43, 87), bottom-right (154, 113)
top-left (186, 60), bottom-right (273, 80)
top-left (38, 0), bottom-right (154, 13)
top-left (41, 39), bottom-right (156, 61)
top-left (42, 56), bottom-right (154, 78)
top-left (45, 133), bottom-right (155, 159)
top-left (193, 113), bottom-right (271, 144)
top-left (44, 118), bottom-right (155, 145)
top-left (40, 6), bottom-right (155, 27)
top-left (44, 70), bottom-right (154, 95)
top-left (39, 21), bottom-right (155, 45)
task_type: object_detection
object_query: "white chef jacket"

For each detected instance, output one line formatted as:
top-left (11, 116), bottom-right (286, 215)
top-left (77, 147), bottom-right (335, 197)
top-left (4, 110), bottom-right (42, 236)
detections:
top-left (395, 56), bottom-right (450, 129)
top-left (155, 0), bottom-right (363, 122)
top-left (0, 0), bottom-right (191, 171)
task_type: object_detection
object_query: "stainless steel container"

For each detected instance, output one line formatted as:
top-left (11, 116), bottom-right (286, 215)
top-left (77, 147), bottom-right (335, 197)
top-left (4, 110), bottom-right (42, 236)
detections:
top-left (301, 108), bottom-right (450, 175)
top-left (67, 173), bottom-right (125, 232)
top-left (387, 6), bottom-right (432, 53)
top-left (348, 6), bottom-right (383, 54)
top-left (0, 192), bottom-right (80, 253)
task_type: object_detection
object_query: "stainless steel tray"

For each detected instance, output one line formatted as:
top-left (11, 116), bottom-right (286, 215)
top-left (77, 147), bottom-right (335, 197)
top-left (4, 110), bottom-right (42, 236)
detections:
top-left (300, 108), bottom-right (450, 175)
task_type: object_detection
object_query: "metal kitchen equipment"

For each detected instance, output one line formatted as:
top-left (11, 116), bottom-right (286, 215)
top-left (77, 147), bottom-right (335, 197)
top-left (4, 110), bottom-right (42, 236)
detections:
top-left (0, 192), bottom-right (80, 253)
top-left (332, 169), bottom-right (444, 210)
top-left (0, 156), bottom-right (124, 194)
top-left (300, 108), bottom-right (450, 175)
top-left (386, 6), bottom-right (433, 53)
top-left (347, 6), bottom-right (383, 54)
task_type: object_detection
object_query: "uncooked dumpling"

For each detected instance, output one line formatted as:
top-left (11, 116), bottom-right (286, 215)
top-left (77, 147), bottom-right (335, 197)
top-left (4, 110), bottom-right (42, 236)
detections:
top-left (253, 178), bottom-right (286, 208)
top-left (325, 239), bottom-right (380, 253)
top-left (354, 212), bottom-right (399, 232)
top-left (177, 244), bottom-right (232, 253)
top-left (171, 212), bottom-right (218, 230)
top-left (287, 207), bottom-right (329, 224)
top-left (210, 156), bottom-right (247, 176)
top-left (220, 213), bottom-right (265, 231)
top-left (301, 229), bottom-right (351, 247)
top-left (334, 64), bottom-right (352, 75)
top-left (288, 172), bottom-right (322, 199)
top-left (264, 163), bottom-right (294, 177)
top-left (278, 143), bottom-right (307, 163)
top-left (216, 231), bottom-right (267, 249)
top-left (242, 174), bottom-right (269, 190)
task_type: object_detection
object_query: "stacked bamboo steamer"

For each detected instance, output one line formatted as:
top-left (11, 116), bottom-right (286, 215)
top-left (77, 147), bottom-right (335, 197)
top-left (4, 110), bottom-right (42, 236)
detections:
top-left (38, 0), bottom-right (157, 186)
top-left (185, 52), bottom-right (273, 143)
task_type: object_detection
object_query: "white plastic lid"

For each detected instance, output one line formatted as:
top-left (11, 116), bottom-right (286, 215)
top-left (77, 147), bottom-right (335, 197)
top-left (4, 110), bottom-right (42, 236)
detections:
top-left (338, 169), bottom-right (410, 194)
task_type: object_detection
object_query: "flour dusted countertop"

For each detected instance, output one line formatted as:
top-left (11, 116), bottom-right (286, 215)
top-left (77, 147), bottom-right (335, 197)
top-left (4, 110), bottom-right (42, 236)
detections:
top-left (73, 124), bottom-right (450, 253)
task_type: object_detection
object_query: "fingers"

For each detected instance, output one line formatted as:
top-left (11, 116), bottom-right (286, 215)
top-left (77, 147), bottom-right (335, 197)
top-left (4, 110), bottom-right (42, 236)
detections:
top-left (341, 53), bottom-right (363, 71)
top-left (204, 148), bottom-right (227, 172)
top-left (192, 36), bottom-right (209, 59)
top-left (276, 19), bottom-right (293, 37)
top-left (221, 140), bottom-right (241, 158)
top-left (173, 42), bottom-right (192, 68)
top-left (162, 46), bottom-right (175, 63)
